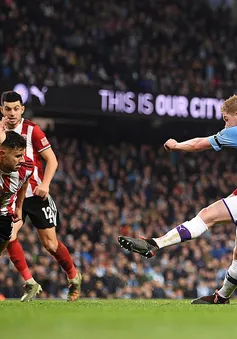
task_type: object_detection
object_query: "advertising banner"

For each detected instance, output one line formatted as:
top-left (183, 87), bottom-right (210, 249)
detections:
top-left (1, 83), bottom-right (224, 121)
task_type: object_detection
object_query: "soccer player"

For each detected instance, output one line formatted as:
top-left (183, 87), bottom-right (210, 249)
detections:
top-left (118, 94), bottom-right (237, 304)
top-left (0, 121), bottom-right (34, 257)
top-left (0, 91), bottom-right (82, 302)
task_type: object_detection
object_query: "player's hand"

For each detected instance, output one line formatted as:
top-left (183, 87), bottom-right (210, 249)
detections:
top-left (33, 183), bottom-right (49, 200)
top-left (164, 139), bottom-right (178, 152)
top-left (0, 117), bottom-right (9, 144)
top-left (12, 207), bottom-right (23, 223)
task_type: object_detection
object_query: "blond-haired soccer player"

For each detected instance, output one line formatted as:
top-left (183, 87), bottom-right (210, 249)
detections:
top-left (119, 94), bottom-right (237, 304)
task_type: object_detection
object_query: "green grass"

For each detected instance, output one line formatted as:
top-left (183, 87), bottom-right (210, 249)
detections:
top-left (0, 299), bottom-right (236, 339)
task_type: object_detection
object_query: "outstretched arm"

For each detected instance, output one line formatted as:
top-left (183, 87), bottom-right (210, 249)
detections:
top-left (164, 137), bottom-right (212, 152)
top-left (164, 126), bottom-right (237, 153)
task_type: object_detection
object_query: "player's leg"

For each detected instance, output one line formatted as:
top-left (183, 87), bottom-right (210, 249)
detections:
top-left (27, 195), bottom-right (82, 301)
top-left (7, 217), bottom-right (42, 302)
top-left (217, 242), bottom-right (237, 298)
top-left (191, 231), bottom-right (237, 304)
top-left (0, 240), bottom-right (9, 255)
top-left (0, 216), bottom-right (14, 254)
top-left (37, 227), bottom-right (82, 301)
top-left (8, 220), bottom-right (34, 282)
top-left (119, 198), bottom-right (233, 258)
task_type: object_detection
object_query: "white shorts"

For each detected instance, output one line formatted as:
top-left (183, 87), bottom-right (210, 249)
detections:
top-left (222, 196), bottom-right (237, 225)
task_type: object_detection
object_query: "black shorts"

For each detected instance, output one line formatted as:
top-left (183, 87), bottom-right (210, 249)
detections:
top-left (0, 216), bottom-right (13, 243)
top-left (22, 195), bottom-right (60, 229)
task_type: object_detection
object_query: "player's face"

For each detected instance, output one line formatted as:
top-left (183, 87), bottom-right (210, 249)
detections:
top-left (1, 100), bottom-right (25, 129)
top-left (0, 148), bottom-right (25, 172)
top-left (222, 112), bottom-right (237, 128)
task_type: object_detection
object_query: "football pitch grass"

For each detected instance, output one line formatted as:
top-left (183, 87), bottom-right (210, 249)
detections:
top-left (0, 299), bottom-right (236, 339)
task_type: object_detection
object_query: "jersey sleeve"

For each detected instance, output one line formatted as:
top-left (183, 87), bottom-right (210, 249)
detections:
top-left (31, 125), bottom-right (51, 153)
top-left (207, 127), bottom-right (237, 151)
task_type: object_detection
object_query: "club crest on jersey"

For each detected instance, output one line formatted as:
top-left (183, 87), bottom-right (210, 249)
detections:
top-left (41, 137), bottom-right (48, 146)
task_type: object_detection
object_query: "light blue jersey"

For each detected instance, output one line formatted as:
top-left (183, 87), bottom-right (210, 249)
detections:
top-left (208, 126), bottom-right (237, 151)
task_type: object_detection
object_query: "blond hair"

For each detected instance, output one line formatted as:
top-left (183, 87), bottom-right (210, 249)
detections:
top-left (221, 94), bottom-right (237, 114)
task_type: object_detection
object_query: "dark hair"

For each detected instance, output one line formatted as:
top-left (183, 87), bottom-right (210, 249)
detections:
top-left (1, 91), bottom-right (23, 106)
top-left (2, 131), bottom-right (26, 149)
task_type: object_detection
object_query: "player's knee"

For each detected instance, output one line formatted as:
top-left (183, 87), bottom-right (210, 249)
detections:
top-left (198, 207), bottom-right (206, 217)
top-left (198, 207), bottom-right (215, 227)
top-left (197, 207), bottom-right (210, 223)
top-left (9, 234), bottom-right (17, 242)
top-left (43, 240), bottom-right (58, 254)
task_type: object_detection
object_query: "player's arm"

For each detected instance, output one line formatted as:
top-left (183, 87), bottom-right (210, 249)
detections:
top-left (164, 127), bottom-right (237, 153)
top-left (35, 147), bottom-right (58, 199)
top-left (31, 125), bottom-right (58, 199)
top-left (12, 179), bottom-right (29, 223)
top-left (164, 137), bottom-right (212, 152)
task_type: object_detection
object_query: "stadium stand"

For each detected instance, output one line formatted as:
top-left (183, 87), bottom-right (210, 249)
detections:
top-left (1, 0), bottom-right (237, 97)
top-left (0, 134), bottom-right (236, 299)
top-left (0, 0), bottom-right (237, 299)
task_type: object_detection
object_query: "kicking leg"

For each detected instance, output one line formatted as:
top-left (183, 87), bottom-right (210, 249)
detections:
top-left (119, 199), bottom-right (232, 258)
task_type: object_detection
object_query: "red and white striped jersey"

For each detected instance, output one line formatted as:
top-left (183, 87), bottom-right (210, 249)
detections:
top-left (0, 157), bottom-right (34, 216)
top-left (10, 119), bottom-right (51, 198)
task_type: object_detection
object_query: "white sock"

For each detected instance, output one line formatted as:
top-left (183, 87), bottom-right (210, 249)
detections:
top-left (153, 216), bottom-right (208, 249)
top-left (218, 260), bottom-right (237, 298)
top-left (25, 278), bottom-right (37, 285)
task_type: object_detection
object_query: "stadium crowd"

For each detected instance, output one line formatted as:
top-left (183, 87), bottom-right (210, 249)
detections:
top-left (1, 0), bottom-right (237, 97)
top-left (1, 0), bottom-right (237, 300)
top-left (0, 137), bottom-right (236, 300)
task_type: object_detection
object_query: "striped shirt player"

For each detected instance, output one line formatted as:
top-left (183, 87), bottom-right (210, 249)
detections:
top-left (8, 118), bottom-right (59, 229)
top-left (12, 118), bottom-right (51, 198)
top-left (0, 157), bottom-right (34, 244)
top-left (0, 157), bottom-right (34, 216)
top-left (1, 91), bottom-right (81, 303)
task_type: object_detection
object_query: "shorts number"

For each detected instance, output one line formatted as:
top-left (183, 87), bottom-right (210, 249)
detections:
top-left (42, 206), bottom-right (56, 224)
